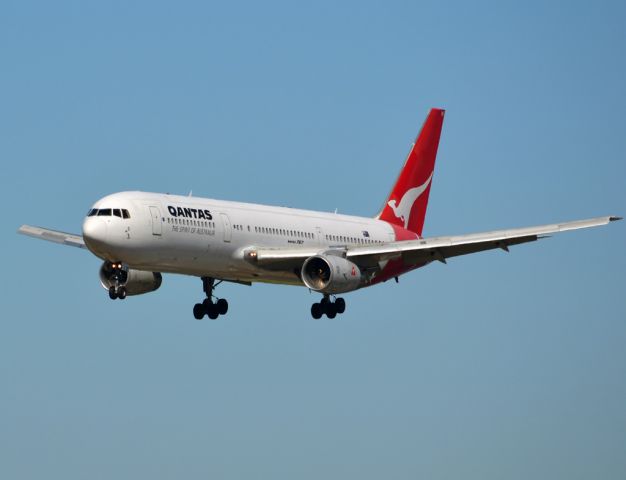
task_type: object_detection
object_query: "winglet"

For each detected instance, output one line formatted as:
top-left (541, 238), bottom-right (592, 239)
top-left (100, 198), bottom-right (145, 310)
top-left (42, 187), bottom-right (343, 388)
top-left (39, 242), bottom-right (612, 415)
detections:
top-left (609, 216), bottom-right (622, 222)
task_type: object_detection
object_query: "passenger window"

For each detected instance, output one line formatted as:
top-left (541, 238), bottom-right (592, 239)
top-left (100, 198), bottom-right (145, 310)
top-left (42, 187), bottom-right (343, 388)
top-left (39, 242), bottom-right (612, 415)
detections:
top-left (97, 208), bottom-right (111, 216)
top-left (113, 209), bottom-right (121, 218)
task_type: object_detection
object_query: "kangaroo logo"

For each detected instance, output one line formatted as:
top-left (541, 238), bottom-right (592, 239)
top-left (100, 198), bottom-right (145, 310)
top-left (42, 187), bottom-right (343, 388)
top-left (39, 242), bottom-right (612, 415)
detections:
top-left (387, 173), bottom-right (433, 229)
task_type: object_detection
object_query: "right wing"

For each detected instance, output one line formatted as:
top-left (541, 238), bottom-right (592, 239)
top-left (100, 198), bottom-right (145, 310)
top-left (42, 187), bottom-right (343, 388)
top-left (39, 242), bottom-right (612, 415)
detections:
top-left (18, 225), bottom-right (86, 249)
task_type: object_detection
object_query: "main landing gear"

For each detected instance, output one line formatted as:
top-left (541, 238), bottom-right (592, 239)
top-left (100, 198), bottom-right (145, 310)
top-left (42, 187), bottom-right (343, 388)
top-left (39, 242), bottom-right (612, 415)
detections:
top-left (193, 277), bottom-right (229, 320)
top-left (311, 295), bottom-right (346, 319)
top-left (107, 262), bottom-right (128, 300)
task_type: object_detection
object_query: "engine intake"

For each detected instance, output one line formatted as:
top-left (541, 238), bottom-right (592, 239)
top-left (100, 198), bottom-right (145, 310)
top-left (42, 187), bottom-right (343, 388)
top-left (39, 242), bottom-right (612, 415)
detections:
top-left (99, 261), bottom-right (162, 296)
top-left (301, 255), bottom-right (363, 294)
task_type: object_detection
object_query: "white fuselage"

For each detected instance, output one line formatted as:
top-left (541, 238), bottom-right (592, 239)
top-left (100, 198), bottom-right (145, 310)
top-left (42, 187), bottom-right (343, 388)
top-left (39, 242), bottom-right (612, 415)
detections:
top-left (82, 191), bottom-right (402, 286)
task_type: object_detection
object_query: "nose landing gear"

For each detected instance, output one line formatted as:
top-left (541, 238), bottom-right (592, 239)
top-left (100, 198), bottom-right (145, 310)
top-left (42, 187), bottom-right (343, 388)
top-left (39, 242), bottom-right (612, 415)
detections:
top-left (311, 295), bottom-right (346, 319)
top-left (109, 285), bottom-right (127, 300)
top-left (107, 262), bottom-right (128, 300)
top-left (193, 277), bottom-right (229, 320)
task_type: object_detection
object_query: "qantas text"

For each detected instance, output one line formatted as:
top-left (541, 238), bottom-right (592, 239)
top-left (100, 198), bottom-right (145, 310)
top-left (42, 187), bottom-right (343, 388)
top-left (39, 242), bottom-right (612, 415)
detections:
top-left (167, 206), bottom-right (213, 220)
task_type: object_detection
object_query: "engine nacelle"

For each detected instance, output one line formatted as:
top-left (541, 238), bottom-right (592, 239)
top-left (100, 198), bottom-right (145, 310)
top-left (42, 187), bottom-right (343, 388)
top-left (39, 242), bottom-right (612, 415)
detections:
top-left (301, 255), bottom-right (363, 294)
top-left (99, 262), bottom-right (162, 296)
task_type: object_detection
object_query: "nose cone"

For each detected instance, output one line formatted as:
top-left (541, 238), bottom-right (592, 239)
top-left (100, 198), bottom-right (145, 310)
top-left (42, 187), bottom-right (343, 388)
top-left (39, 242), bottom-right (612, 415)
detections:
top-left (83, 218), bottom-right (108, 254)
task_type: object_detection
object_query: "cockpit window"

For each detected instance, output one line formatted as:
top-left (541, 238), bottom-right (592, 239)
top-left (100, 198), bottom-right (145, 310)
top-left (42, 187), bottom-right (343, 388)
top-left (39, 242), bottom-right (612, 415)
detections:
top-left (87, 208), bottom-right (130, 218)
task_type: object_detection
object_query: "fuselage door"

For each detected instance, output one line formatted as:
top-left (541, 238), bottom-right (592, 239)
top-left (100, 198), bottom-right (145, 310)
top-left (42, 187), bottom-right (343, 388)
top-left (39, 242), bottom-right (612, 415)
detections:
top-left (149, 206), bottom-right (162, 236)
top-left (220, 213), bottom-right (232, 243)
top-left (316, 226), bottom-right (324, 246)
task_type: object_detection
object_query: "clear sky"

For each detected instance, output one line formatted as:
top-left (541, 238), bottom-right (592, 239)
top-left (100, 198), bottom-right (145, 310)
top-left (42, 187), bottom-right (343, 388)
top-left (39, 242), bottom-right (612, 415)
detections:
top-left (2, 1), bottom-right (625, 478)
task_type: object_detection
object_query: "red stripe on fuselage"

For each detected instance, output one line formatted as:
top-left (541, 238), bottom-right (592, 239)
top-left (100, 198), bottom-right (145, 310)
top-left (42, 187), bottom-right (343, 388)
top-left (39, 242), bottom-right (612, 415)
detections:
top-left (369, 221), bottom-right (423, 284)
top-left (387, 222), bottom-right (419, 242)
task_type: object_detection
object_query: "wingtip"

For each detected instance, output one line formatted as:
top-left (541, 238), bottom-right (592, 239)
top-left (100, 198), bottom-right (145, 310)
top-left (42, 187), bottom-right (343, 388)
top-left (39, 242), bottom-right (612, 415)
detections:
top-left (609, 216), bottom-right (623, 222)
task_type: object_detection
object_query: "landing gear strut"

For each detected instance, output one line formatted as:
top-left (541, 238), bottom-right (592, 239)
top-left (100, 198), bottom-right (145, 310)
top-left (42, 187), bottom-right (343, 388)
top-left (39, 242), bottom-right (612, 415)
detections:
top-left (107, 262), bottom-right (127, 300)
top-left (193, 277), bottom-right (229, 320)
top-left (311, 295), bottom-right (346, 319)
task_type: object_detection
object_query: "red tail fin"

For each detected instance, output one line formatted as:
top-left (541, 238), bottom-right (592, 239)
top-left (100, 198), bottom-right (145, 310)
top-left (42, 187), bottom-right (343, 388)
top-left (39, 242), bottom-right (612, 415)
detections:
top-left (377, 108), bottom-right (445, 237)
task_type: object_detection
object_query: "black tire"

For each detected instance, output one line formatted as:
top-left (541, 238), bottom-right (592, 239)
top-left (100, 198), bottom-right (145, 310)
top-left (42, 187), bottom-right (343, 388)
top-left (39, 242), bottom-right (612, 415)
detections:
top-left (207, 303), bottom-right (219, 320)
top-left (216, 298), bottom-right (228, 315)
top-left (335, 297), bottom-right (346, 314)
top-left (193, 303), bottom-right (205, 320)
top-left (108, 286), bottom-right (118, 300)
top-left (117, 286), bottom-right (127, 300)
top-left (326, 303), bottom-right (337, 319)
top-left (311, 303), bottom-right (322, 319)
top-left (319, 298), bottom-right (330, 315)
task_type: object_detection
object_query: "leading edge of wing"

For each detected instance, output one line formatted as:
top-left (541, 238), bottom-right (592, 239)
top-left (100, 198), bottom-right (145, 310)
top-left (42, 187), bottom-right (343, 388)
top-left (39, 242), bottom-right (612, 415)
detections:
top-left (18, 225), bottom-right (86, 249)
top-left (347, 215), bottom-right (621, 264)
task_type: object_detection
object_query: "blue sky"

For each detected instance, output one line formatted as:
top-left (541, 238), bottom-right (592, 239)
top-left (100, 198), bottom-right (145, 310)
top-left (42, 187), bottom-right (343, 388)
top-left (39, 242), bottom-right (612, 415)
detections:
top-left (2, 1), bottom-right (625, 478)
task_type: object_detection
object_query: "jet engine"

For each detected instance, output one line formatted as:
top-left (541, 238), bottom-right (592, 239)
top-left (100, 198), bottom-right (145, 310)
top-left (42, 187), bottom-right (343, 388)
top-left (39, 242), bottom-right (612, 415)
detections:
top-left (301, 255), bottom-right (363, 294)
top-left (99, 261), bottom-right (162, 296)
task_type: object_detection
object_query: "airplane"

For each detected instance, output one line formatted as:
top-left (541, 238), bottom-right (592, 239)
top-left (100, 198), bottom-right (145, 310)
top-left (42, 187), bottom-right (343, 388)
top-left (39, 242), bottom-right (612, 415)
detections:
top-left (18, 108), bottom-right (621, 320)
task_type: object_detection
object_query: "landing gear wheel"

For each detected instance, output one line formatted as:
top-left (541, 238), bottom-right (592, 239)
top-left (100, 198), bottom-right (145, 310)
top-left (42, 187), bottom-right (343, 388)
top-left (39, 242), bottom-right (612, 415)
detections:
top-left (108, 286), bottom-right (118, 300)
top-left (311, 303), bottom-right (323, 319)
top-left (335, 297), bottom-right (345, 314)
top-left (207, 303), bottom-right (219, 320)
top-left (117, 286), bottom-right (127, 300)
top-left (193, 303), bottom-right (205, 320)
top-left (310, 296), bottom-right (346, 318)
top-left (194, 277), bottom-right (229, 320)
top-left (216, 298), bottom-right (228, 315)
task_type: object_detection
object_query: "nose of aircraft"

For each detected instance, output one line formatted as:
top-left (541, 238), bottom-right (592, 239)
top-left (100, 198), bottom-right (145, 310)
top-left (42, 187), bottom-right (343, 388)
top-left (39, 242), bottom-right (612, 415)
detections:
top-left (82, 218), bottom-right (108, 253)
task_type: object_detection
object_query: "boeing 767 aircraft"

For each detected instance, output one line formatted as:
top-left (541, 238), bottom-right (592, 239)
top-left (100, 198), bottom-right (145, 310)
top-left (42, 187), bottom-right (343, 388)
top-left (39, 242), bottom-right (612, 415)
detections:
top-left (19, 109), bottom-right (620, 319)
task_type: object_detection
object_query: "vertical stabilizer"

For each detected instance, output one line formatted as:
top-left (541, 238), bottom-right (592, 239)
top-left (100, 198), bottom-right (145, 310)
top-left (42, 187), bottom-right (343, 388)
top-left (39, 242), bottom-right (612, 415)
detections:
top-left (377, 108), bottom-right (445, 237)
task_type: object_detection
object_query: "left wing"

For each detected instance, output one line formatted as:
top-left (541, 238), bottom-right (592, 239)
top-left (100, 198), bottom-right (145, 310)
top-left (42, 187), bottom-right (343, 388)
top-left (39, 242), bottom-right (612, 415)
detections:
top-left (18, 225), bottom-right (86, 249)
top-left (247, 216), bottom-right (621, 271)
top-left (347, 215), bottom-right (621, 267)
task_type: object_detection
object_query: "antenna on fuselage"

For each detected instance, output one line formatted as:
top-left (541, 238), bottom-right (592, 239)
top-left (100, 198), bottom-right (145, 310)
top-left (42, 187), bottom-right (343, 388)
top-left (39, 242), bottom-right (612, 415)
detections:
top-left (188, 190), bottom-right (193, 197)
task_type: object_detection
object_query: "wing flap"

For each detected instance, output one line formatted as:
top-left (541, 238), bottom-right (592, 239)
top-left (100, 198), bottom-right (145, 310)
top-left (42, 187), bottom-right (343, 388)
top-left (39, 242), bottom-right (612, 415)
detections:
top-left (400, 235), bottom-right (537, 265)
top-left (18, 225), bottom-right (86, 249)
